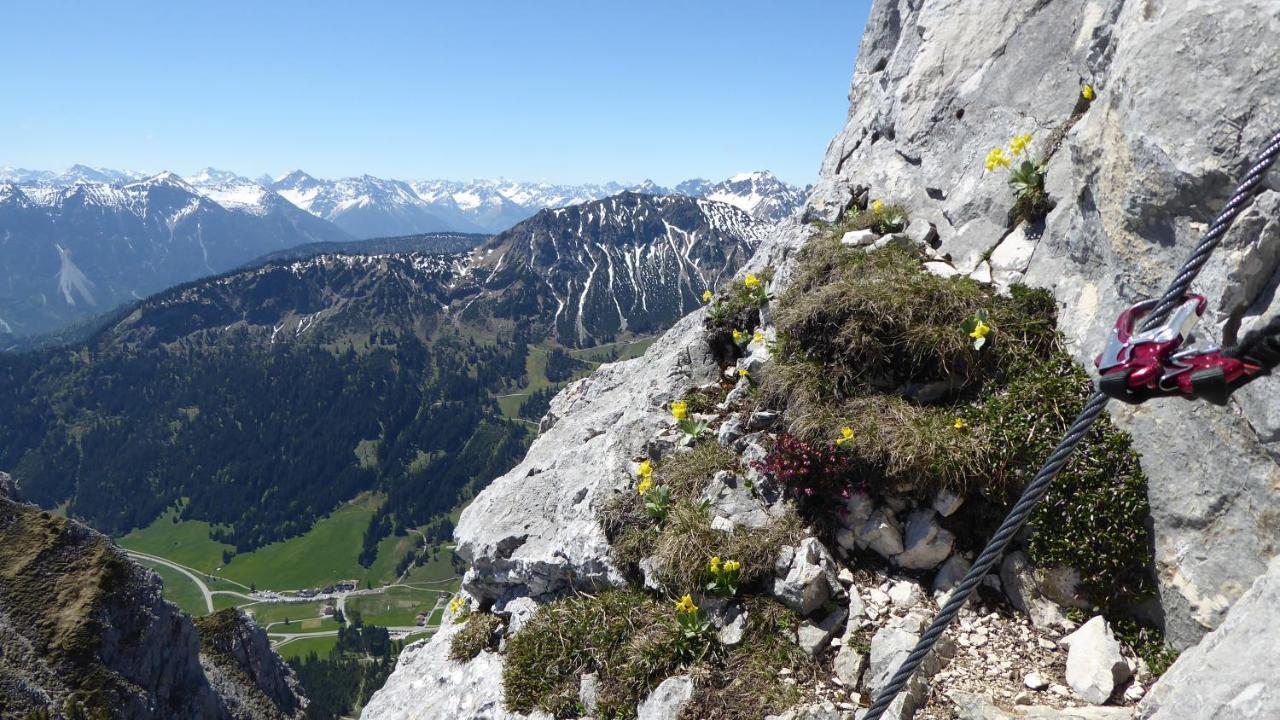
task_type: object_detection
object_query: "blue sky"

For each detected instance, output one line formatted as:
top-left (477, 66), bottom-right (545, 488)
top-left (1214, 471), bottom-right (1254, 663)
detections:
top-left (0, 1), bottom-right (870, 186)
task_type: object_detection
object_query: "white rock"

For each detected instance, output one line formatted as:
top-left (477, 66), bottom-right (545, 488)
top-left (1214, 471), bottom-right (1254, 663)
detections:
top-left (362, 621), bottom-right (553, 720)
top-left (893, 509), bottom-right (955, 570)
top-left (796, 606), bottom-right (848, 655)
top-left (887, 580), bottom-right (925, 609)
top-left (1023, 671), bottom-right (1049, 690)
top-left (932, 488), bottom-right (964, 517)
top-left (1000, 551), bottom-right (1068, 629)
top-left (949, 690), bottom-right (1134, 719)
top-left (636, 675), bottom-right (695, 720)
top-left (1062, 616), bottom-right (1131, 704)
top-left (988, 226), bottom-right (1038, 291)
top-left (834, 645), bottom-right (868, 687)
top-left (923, 260), bottom-right (961, 278)
top-left (858, 509), bottom-right (904, 558)
top-left (840, 228), bottom-right (876, 247)
top-left (771, 537), bottom-right (840, 616)
top-left (1141, 556), bottom-right (1280, 718)
top-left (933, 554), bottom-right (971, 597)
top-left (843, 490), bottom-right (876, 529)
top-left (579, 673), bottom-right (600, 716)
top-left (455, 309), bottom-right (718, 603)
top-left (700, 470), bottom-right (768, 530)
top-left (1124, 682), bottom-right (1145, 703)
top-left (716, 415), bottom-right (745, 447)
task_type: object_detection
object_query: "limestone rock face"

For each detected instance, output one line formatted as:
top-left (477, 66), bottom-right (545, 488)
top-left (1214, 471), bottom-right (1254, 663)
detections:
top-left (808, 0), bottom-right (1280, 650)
top-left (456, 308), bottom-right (720, 604)
top-left (362, 622), bottom-right (551, 720)
top-left (1140, 555), bottom-right (1280, 719)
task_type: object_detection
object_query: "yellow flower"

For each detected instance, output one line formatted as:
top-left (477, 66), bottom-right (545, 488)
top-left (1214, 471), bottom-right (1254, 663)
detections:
top-left (743, 273), bottom-right (761, 290)
top-left (637, 476), bottom-right (653, 495)
top-left (969, 320), bottom-right (991, 341)
top-left (725, 560), bottom-right (740, 573)
top-left (671, 401), bottom-right (688, 421)
top-left (738, 368), bottom-right (750, 378)
top-left (448, 596), bottom-right (465, 614)
top-left (984, 147), bottom-right (1012, 172)
top-left (675, 594), bottom-right (699, 615)
top-left (702, 289), bottom-right (713, 303)
top-left (835, 426), bottom-right (855, 445)
top-left (753, 330), bottom-right (765, 344)
top-left (637, 459), bottom-right (653, 479)
top-left (1082, 83), bottom-right (1095, 101)
top-left (953, 418), bottom-right (970, 431)
top-left (732, 329), bottom-right (746, 344)
top-left (1009, 133), bottom-right (1033, 157)
top-left (871, 199), bottom-right (884, 214)
top-left (709, 556), bottom-right (722, 572)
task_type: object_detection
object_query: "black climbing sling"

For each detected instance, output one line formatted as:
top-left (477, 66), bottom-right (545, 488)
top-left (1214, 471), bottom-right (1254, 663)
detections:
top-left (862, 129), bottom-right (1280, 720)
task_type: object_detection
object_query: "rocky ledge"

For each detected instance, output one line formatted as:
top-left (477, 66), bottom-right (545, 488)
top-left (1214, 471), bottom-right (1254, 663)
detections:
top-left (0, 474), bottom-right (306, 719)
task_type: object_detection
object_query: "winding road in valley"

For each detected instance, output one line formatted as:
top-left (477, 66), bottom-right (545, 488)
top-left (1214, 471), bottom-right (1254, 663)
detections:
top-left (126, 549), bottom-right (457, 651)
top-left (128, 550), bottom-right (217, 614)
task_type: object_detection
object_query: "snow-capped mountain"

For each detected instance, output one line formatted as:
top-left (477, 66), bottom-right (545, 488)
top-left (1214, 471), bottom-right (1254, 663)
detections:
top-left (470, 192), bottom-right (768, 346)
top-left (270, 170), bottom-right (804, 238)
top-left (4, 164), bottom-right (805, 238)
top-left (82, 191), bottom-right (767, 351)
top-left (271, 171), bottom-right (458, 237)
top-left (700, 171), bottom-right (809, 224)
top-left (0, 172), bottom-right (352, 338)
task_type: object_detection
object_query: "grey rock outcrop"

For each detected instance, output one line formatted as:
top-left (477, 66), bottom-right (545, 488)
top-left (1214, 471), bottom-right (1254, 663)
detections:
top-left (195, 609), bottom-right (307, 720)
top-left (808, 0), bottom-right (1280, 648)
top-left (795, 605), bottom-right (848, 655)
top-left (1140, 555), bottom-right (1280, 719)
top-left (457, 308), bottom-right (719, 603)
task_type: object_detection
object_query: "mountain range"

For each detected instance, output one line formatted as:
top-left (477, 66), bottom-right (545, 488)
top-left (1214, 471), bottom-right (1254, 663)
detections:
top-left (0, 166), bottom-right (803, 338)
top-left (0, 191), bottom-right (765, 554)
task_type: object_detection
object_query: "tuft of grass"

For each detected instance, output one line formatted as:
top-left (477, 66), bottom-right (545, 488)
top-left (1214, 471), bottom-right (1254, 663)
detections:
top-left (448, 611), bottom-right (503, 662)
top-left (767, 241), bottom-right (1057, 395)
top-left (831, 203), bottom-right (908, 235)
top-left (678, 597), bottom-right (818, 720)
top-left (503, 590), bottom-right (685, 718)
top-left (760, 237), bottom-right (1154, 612)
top-left (681, 384), bottom-right (729, 415)
top-left (601, 442), bottom-right (804, 594)
top-left (503, 591), bottom-right (818, 720)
